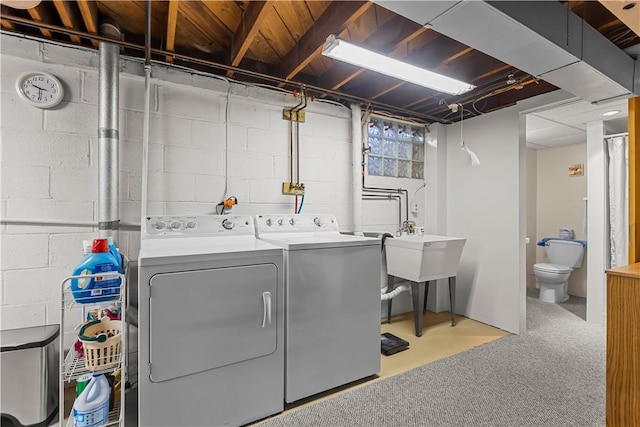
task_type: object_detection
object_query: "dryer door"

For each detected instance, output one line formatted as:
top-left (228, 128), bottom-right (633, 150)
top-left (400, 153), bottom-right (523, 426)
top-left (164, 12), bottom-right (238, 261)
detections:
top-left (149, 263), bottom-right (277, 382)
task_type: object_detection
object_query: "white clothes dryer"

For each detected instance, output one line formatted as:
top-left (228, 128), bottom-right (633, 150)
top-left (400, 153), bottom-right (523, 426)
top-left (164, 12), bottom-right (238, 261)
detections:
top-left (255, 214), bottom-right (381, 403)
top-left (138, 215), bottom-right (284, 426)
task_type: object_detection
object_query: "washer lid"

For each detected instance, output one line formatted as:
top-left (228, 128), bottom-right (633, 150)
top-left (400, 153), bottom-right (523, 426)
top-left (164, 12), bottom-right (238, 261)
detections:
top-left (139, 235), bottom-right (283, 265)
top-left (534, 263), bottom-right (572, 273)
top-left (258, 233), bottom-right (380, 250)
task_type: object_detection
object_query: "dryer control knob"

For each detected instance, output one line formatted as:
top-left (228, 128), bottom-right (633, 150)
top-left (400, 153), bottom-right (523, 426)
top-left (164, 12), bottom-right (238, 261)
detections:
top-left (277, 219), bottom-right (284, 226)
top-left (171, 221), bottom-right (182, 230)
top-left (314, 217), bottom-right (321, 227)
top-left (222, 219), bottom-right (234, 230)
top-left (289, 218), bottom-right (295, 226)
top-left (266, 218), bottom-right (272, 226)
top-left (152, 221), bottom-right (166, 230)
top-left (186, 221), bottom-right (197, 229)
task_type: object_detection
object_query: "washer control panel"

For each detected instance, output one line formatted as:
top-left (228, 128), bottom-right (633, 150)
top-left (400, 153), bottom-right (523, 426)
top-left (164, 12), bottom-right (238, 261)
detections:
top-left (255, 214), bottom-right (339, 234)
top-left (144, 215), bottom-right (254, 238)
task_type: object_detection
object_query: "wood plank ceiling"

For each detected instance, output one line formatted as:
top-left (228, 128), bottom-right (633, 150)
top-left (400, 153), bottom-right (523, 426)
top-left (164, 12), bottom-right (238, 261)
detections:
top-left (1, 0), bottom-right (638, 124)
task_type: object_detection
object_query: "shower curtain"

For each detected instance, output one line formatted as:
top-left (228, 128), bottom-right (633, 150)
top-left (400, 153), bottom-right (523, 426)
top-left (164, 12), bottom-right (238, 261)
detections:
top-left (607, 135), bottom-right (629, 267)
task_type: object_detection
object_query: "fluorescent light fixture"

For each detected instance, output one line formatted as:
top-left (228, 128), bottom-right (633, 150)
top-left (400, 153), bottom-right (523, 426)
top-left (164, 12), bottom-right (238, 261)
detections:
top-left (321, 35), bottom-right (475, 96)
top-left (602, 110), bottom-right (620, 116)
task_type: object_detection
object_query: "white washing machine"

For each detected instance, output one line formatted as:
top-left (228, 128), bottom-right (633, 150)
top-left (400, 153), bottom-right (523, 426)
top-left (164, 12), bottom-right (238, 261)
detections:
top-left (138, 215), bottom-right (284, 426)
top-left (254, 214), bottom-right (381, 403)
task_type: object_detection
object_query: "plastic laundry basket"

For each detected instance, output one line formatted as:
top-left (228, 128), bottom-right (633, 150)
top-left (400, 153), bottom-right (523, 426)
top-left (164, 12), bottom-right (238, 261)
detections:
top-left (78, 317), bottom-right (122, 371)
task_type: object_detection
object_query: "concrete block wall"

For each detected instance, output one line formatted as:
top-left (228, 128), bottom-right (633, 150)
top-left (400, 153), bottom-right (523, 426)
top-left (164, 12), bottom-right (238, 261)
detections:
top-left (1, 35), bottom-right (427, 342)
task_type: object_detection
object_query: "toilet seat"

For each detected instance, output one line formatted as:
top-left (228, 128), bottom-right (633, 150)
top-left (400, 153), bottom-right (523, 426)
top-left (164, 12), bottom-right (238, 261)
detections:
top-left (533, 263), bottom-right (572, 274)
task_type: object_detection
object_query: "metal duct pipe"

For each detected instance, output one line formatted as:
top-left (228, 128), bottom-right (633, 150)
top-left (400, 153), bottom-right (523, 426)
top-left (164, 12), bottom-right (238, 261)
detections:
top-left (376, 0), bottom-right (638, 103)
top-left (98, 21), bottom-right (121, 237)
top-left (141, 0), bottom-right (152, 222)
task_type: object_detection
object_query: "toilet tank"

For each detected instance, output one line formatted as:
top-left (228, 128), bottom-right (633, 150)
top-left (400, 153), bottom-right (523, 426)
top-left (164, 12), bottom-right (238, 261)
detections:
top-left (545, 240), bottom-right (585, 268)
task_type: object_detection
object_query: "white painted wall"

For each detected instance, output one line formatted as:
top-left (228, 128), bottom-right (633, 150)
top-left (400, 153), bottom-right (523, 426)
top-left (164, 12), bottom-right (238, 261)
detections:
top-left (536, 143), bottom-right (588, 297)
top-left (0, 34), bottom-right (585, 342)
top-left (441, 90), bottom-right (576, 334)
top-left (1, 36), bottom-right (357, 340)
top-left (586, 122), bottom-right (607, 326)
top-left (0, 35), bottom-right (430, 341)
top-left (526, 148), bottom-right (537, 289)
top-left (445, 107), bottom-right (523, 333)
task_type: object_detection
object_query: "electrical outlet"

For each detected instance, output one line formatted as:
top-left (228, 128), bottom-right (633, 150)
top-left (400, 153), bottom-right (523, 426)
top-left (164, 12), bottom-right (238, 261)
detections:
top-left (282, 182), bottom-right (305, 195)
top-left (411, 202), bottom-right (419, 213)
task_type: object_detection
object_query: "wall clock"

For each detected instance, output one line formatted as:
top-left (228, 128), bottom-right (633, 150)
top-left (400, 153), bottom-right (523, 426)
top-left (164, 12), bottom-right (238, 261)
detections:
top-left (15, 71), bottom-right (64, 109)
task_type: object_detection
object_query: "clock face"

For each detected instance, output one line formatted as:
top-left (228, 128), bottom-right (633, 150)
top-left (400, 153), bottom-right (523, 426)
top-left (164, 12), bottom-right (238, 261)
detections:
top-left (15, 72), bottom-right (64, 109)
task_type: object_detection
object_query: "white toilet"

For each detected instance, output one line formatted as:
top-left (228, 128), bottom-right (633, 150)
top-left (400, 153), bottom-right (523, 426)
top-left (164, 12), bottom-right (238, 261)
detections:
top-left (533, 239), bottom-right (585, 303)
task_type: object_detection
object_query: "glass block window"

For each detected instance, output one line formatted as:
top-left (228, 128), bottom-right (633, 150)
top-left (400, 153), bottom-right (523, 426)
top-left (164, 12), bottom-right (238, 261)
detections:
top-left (367, 116), bottom-right (425, 179)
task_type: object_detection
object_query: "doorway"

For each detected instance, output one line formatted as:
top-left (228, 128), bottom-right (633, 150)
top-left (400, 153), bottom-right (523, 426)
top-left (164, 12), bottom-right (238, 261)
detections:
top-left (524, 98), bottom-right (629, 324)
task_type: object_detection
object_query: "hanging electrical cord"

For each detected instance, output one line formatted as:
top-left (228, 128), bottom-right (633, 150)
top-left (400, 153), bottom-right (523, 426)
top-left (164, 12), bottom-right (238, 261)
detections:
top-left (435, 71), bottom-right (530, 121)
top-left (216, 196), bottom-right (237, 215)
top-left (411, 182), bottom-right (427, 212)
top-left (212, 77), bottom-right (240, 213)
top-left (294, 192), bottom-right (299, 214)
top-left (459, 105), bottom-right (481, 166)
top-left (471, 75), bottom-right (536, 115)
top-left (223, 84), bottom-right (231, 199)
top-left (297, 193), bottom-right (305, 214)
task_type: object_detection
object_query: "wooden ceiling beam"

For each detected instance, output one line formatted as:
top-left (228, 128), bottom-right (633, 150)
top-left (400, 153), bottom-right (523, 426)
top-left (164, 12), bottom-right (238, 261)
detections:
top-left (77, 0), bottom-right (98, 47)
top-left (599, 1), bottom-right (640, 38)
top-left (165, 0), bottom-right (179, 63)
top-left (227, 1), bottom-right (273, 77)
top-left (461, 79), bottom-right (556, 116)
top-left (53, 0), bottom-right (83, 44)
top-left (1, 6), bottom-right (15, 29)
top-left (374, 57), bottom-right (513, 111)
top-left (1, 18), bottom-right (14, 29)
top-left (397, 53), bottom-right (505, 111)
top-left (27, 2), bottom-right (54, 38)
top-left (404, 65), bottom-right (519, 114)
top-left (415, 79), bottom-right (556, 122)
top-left (418, 75), bottom-right (544, 118)
top-left (279, 0), bottom-right (372, 83)
top-left (179, 2), bottom-right (232, 54)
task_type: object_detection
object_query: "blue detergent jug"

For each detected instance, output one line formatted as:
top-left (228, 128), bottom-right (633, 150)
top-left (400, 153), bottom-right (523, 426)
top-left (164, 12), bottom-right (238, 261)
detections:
top-left (71, 239), bottom-right (121, 304)
top-left (72, 373), bottom-right (110, 427)
top-left (106, 236), bottom-right (123, 274)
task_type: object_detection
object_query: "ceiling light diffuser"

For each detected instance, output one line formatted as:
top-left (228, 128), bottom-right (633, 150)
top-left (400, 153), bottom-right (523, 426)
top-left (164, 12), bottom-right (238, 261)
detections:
top-left (321, 35), bottom-right (476, 96)
top-left (603, 110), bottom-right (620, 116)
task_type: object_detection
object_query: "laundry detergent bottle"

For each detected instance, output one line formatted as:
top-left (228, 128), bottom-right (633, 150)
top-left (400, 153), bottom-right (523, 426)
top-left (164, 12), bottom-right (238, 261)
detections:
top-left (106, 236), bottom-right (123, 274)
top-left (72, 373), bottom-right (111, 427)
top-left (71, 239), bottom-right (121, 304)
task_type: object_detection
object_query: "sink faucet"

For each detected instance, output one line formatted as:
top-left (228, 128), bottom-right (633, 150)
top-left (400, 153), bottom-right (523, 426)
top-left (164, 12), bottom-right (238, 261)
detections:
top-left (398, 220), bottom-right (416, 236)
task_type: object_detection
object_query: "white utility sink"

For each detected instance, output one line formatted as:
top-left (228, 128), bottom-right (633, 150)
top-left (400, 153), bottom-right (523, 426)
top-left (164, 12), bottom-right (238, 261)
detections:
top-left (385, 234), bottom-right (466, 282)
